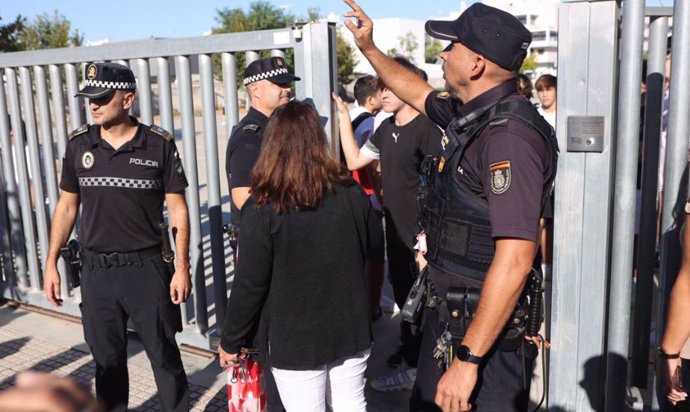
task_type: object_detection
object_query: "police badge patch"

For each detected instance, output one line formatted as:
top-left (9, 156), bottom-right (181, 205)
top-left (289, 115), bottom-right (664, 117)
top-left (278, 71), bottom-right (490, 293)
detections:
top-left (489, 161), bottom-right (511, 194)
top-left (81, 151), bottom-right (95, 169)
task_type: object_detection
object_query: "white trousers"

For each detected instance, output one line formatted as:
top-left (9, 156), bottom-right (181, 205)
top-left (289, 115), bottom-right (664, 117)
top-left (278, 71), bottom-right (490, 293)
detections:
top-left (271, 347), bottom-right (370, 412)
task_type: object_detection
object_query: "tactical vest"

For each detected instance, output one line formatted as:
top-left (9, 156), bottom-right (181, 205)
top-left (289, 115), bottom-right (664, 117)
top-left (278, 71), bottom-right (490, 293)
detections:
top-left (421, 96), bottom-right (559, 281)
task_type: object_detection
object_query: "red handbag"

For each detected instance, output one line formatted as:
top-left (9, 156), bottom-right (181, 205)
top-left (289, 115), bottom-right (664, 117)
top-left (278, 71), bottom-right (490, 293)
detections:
top-left (227, 353), bottom-right (266, 412)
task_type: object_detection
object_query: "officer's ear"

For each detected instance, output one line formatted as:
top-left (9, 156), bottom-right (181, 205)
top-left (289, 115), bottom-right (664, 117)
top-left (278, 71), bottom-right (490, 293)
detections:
top-left (121, 90), bottom-right (136, 110)
top-left (469, 54), bottom-right (487, 80)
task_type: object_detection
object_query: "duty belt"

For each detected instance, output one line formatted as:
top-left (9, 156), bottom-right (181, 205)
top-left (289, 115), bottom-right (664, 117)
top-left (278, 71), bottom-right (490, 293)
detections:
top-left (80, 246), bottom-right (161, 268)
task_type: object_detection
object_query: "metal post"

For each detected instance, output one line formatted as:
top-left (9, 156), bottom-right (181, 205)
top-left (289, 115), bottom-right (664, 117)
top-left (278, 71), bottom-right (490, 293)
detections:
top-left (0, 80), bottom-right (23, 286)
top-left (631, 15), bottom-right (669, 389)
top-left (658, 5), bottom-right (690, 411)
top-left (221, 52), bottom-right (239, 140)
top-left (65, 64), bottom-right (83, 130)
top-left (176, 55), bottom-right (207, 333)
top-left (134, 58), bottom-right (153, 125)
top-left (34, 66), bottom-right (59, 215)
top-left (49, 65), bottom-right (69, 161)
top-left (199, 54), bottom-right (227, 332)
top-left (156, 57), bottom-right (174, 134)
top-left (19, 67), bottom-right (51, 288)
top-left (6, 68), bottom-right (40, 291)
top-left (605, 0), bottom-right (645, 409)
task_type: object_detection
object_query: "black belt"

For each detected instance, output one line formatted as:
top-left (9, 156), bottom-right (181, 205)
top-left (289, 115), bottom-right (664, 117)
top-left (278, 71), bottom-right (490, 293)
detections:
top-left (80, 246), bottom-right (161, 268)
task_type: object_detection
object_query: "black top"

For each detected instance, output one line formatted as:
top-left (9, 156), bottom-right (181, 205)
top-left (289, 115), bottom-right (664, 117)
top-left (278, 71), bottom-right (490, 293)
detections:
top-left (363, 114), bottom-right (442, 248)
top-left (60, 119), bottom-right (187, 252)
top-left (225, 107), bottom-right (269, 226)
top-left (220, 182), bottom-right (379, 370)
top-left (425, 81), bottom-right (550, 242)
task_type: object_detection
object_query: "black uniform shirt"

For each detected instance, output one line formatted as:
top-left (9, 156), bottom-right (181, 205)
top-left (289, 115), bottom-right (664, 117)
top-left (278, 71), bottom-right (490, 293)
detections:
top-left (60, 119), bottom-right (187, 253)
top-left (225, 107), bottom-right (268, 225)
top-left (424, 80), bottom-right (549, 242)
top-left (362, 115), bottom-right (442, 248)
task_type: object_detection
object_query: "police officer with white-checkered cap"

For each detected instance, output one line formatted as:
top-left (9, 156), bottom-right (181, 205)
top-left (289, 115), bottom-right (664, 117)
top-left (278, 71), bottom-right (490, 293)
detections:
top-left (224, 55), bottom-right (299, 412)
top-left (44, 61), bottom-right (191, 411)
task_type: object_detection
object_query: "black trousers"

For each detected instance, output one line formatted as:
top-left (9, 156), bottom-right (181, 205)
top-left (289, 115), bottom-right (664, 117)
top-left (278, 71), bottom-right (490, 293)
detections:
top-left (385, 217), bottom-right (422, 367)
top-left (79, 254), bottom-right (189, 412)
top-left (410, 304), bottom-right (532, 412)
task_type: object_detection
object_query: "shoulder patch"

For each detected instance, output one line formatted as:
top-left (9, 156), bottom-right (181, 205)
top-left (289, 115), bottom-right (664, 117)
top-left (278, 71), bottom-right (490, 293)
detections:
top-left (150, 125), bottom-right (173, 141)
top-left (242, 123), bottom-right (260, 133)
top-left (436, 91), bottom-right (451, 100)
top-left (489, 160), bottom-right (512, 195)
top-left (68, 124), bottom-right (89, 141)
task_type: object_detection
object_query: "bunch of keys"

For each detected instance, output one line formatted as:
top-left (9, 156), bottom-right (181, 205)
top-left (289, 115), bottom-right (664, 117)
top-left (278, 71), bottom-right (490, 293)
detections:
top-left (432, 328), bottom-right (454, 370)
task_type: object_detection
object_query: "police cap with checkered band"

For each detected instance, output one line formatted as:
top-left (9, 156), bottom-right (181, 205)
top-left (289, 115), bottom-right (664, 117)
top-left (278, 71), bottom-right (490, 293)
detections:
top-left (425, 3), bottom-right (532, 72)
top-left (76, 62), bottom-right (137, 99)
top-left (243, 57), bottom-right (301, 86)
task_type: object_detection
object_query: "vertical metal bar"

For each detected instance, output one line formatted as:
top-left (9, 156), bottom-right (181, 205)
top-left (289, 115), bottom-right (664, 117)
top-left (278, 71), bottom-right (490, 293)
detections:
top-left (34, 66), bottom-right (59, 216)
top-left (270, 49), bottom-right (286, 59)
top-left (659, 1), bottom-right (690, 395)
top-left (175, 55), bottom-right (207, 333)
top-left (221, 53), bottom-right (239, 139)
top-left (631, 15), bottom-right (668, 389)
top-left (134, 58), bottom-right (153, 125)
top-left (0, 78), bottom-right (22, 286)
top-left (198, 53), bottom-right (227, 331)
top-left (155, 56), bottom-right (186, 325)
top-left (245, 51), bottom-right (259, 110)
top-left (605, 0), bottom-right (645, 409)
top-left (156, 57), bottom-right (174, 134)
top-left (19, 67), bottom-right (50, 285)
top-left (65, 64), bottom-right (83, 130)
top-left (49, 65), bottom-right (69, 171)
top-left (6, 68), bottom-right (40, 291)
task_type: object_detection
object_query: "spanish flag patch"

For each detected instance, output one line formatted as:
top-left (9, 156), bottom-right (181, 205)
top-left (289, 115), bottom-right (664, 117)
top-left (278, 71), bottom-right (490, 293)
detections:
top-left (489, 161), bottom-right (511, 194)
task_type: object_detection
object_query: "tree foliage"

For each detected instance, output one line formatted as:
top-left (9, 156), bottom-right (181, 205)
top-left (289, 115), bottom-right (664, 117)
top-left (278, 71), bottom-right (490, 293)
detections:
top-left (425, 37), bottom-right (443, 64)
top-left (212, 2), bottom-right (359, 88)
top-left (0, 15), bottom-right (26, 52)
top-left (19, 11), bottom-right (83, 50)
top-left (520, 52), bottom-right (538, 73)
top-left (386, 32), bottom-right (418, 63)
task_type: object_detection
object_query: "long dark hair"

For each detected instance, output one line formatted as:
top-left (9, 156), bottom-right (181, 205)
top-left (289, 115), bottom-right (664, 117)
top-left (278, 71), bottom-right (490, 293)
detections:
top-left (250, 100), bottom-right (352, 213)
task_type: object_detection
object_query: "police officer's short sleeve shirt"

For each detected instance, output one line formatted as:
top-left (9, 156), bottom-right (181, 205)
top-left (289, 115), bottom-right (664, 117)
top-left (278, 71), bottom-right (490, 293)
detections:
top-left (60, 120), bottom-right (188, 252)
top-left (226, 107), bottom-right (268, 190)
top-left (424, 82), bottom-right (548, 241)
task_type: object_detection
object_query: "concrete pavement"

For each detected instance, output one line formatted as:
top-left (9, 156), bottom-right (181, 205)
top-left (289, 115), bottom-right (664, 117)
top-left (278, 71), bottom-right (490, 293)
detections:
top-left (0, 298), bottom-right (411, 411)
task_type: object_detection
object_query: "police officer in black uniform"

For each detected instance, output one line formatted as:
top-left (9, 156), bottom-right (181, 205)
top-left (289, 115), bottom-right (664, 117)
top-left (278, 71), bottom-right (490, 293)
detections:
top-left (226, 56), bottom-right (300, 231)
top-left (224, 57), bottom-right (299, 412)
top-left (345, 2), bottom-right (558, 411)
top-left (43, 62), bottom-right (191, 412)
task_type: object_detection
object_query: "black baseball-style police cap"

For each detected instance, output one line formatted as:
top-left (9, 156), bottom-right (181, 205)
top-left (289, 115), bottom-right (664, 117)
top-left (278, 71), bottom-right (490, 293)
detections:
top-left (76, 62), bottom-right (137, 99)
top-left (243, 57), bottom-right (301, 86)
top-left (425, 3), bottom-right (532, 72)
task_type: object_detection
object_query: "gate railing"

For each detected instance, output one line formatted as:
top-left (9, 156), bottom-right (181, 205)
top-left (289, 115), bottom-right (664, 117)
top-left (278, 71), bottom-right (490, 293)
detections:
top-left (0, 22), bottom-right (338, 350)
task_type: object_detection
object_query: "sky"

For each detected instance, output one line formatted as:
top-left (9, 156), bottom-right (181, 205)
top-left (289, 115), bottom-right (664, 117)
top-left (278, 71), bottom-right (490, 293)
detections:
top-left (0, 0), bottom-right (675, 44)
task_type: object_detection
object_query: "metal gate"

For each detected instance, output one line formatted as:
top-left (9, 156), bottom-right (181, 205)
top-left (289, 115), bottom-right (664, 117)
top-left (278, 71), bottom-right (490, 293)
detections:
top-left (550, 1), bottom-right (690, 410)
top-left (0, 22), bottom-right (338, 350)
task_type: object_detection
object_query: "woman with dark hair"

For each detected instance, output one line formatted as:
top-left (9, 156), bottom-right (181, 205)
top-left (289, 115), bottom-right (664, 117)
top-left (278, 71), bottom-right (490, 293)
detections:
top-left (218, 100), bottom-right (379, 411)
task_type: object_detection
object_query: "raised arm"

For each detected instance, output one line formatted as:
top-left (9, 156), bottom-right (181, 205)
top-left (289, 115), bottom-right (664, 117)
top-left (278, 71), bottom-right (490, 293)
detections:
top-left (343, 0), bottom-right (434, 114)
top-left (332, 93), bottom-right (377, 171)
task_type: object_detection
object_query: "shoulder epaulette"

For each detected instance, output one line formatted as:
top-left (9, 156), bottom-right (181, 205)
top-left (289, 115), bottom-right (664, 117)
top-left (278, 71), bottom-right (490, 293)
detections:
top-left (242, 123), bottom-right (260, 133)
top-left (150, 125), bottom-right (173, 141)
top-left (68, 124), bottom-right (89, 141)
top-left (488, 118), bottom-right (510, 128)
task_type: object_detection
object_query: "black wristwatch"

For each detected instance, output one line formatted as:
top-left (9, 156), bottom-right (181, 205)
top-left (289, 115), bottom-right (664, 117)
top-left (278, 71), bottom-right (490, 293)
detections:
top-left (456, 344), bottom-right (483, 364)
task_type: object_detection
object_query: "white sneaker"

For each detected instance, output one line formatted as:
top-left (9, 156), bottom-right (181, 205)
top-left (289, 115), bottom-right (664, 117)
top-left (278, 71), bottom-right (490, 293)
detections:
top-left (370, 366), bottom-right (417, 392)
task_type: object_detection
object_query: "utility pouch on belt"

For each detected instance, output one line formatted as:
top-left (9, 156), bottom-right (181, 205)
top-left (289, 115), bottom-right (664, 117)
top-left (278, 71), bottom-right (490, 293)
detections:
top-left (402, 267), bottom-right (428, 324)
top-left (445, 287), bottom-right (479, 340)
top-left (445, 286), bottom-right (530, 352)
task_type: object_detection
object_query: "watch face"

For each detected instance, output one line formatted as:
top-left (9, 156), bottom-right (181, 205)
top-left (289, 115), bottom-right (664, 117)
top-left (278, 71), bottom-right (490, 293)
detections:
top-left (458, 344), bottom-right (471, 361)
